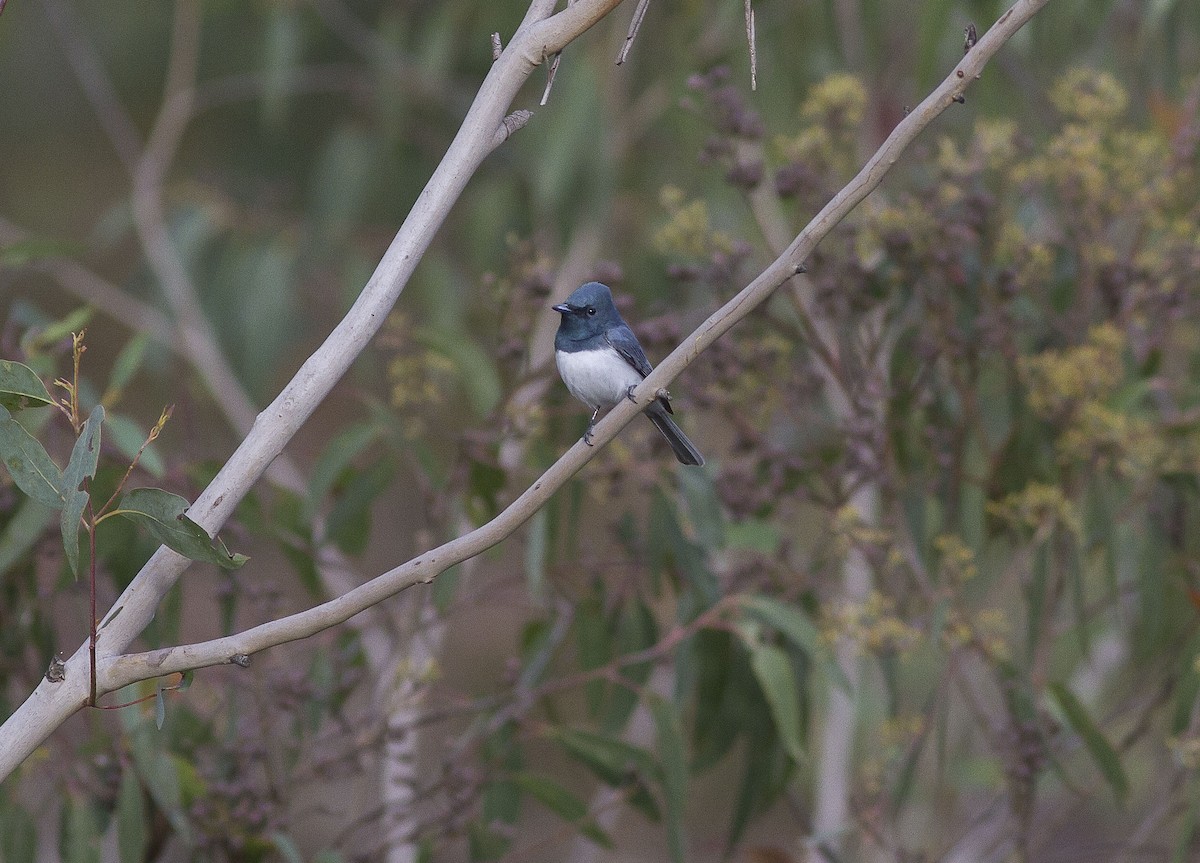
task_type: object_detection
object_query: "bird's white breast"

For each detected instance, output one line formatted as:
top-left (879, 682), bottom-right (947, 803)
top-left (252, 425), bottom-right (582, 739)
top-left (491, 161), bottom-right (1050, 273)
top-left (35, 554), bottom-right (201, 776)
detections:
top-left (556, 347), bottom-right (644, 410)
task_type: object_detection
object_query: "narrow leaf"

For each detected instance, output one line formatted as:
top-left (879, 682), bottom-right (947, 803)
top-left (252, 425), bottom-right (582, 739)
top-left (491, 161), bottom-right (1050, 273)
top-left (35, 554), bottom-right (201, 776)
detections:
top-left (0, 799), bottom-right (37, 863)
top-left (741, 595), bottom-right (851, 693)
top-left (270, 833), bottom-right (305, 863)
top-left (0, 496), bottom-right (53, 577)
top-left (0, 359), bottom-right (53, 410)
top-left (154, 688), bottom-right (166, 730)
top-left (0, 404), bottom-right (65, 508)
top-left (513, 773), bottom-right (612, 848)
top-left (116, 771), bottom-right (149, 863)
top-left (548, 726), bottom-right (659, 787)
top-left (748, 641), bottom-right (806, 764)
top-left (1047, 682), bottom-right (1129, 804)
top-left (61, 797), bottom-right (100, 863)
top-left (105, 333), bottom-right (151, 401)
top-left (649, 695), bottom-right (688, 863)
top-left (60, 404), bottom-right (103, 577)
top-left (113, 487), bottom-right (247, 569)
top-left (305, 421), bottom-right (379, 520)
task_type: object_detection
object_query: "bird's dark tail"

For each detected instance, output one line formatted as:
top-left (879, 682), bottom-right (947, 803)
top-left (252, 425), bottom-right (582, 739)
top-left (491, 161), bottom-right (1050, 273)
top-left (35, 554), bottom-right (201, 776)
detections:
top-left (646, 404), bottom-right (705, 466)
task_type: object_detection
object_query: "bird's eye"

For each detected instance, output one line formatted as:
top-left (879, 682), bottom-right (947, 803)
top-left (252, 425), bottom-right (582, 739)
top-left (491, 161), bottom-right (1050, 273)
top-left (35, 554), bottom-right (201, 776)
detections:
top-left (586, 306), bottom-right (596, 316)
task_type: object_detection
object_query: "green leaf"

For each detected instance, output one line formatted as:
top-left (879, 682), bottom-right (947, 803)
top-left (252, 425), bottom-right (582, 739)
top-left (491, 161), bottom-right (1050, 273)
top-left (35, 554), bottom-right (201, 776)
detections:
top-left (0, 236), bottom-right (82, 266)
top-left (524, 507), bottom-right (549, 602)
top-left (0, 404), bottom-right (65, 509)
top-left (306, 421), bottom-right (380, 519)
top-left (602, 599), bottom-right (658, 732)
top-left (678, 467), bottom-right (724, 552)
top-left (481, 779), bottom-right (521, 825)
top-left (575, 596), bottom-right (611, 717)
top-left (649, 695), bottom-right (688, 863)
top-left (747, 641), bottom-right (806, 765)
top-left (690, 629), bottom-right (743, 769)
top-left (0, 799), bottom-right (37, 863)
top-left (548, 726), bottom-right (659, 788)
top-left (513, 773), bottom-right (612, 848)
top-left (325, 457), bottom-right (395, 555)
top-left (116, 771), bottom-right (149, 863)
top-left (1047, 682), bottom-right (1129, 804)
top-left (416, 326), bottom-right (502, 419)
top-left (61, 404), bottom-right (103, 577)
top-left (154, 688), bottom-right (167, 730)
top-left (467, 822), bottom-right (511, 861)
top-left (740, 595), bottom-right (851, 694)
top-left (725, 519), bottom-right (781, 554)
top-left (0, 360), bottom-right (53, 411)
top-left (61, 798), bottom-right (101, 863)
top-left (270, 832), bottom-right (305, 863)
top-left (105, 334), bottom-right (151, 402)
top-left (20, 306), bottom-right (93, 355)
top-left (261, 2), bottom-right (303, 129)
top-left (113, 487), bottom-right (247, 569)
top-left (0, 496), bottom-right (53, 577)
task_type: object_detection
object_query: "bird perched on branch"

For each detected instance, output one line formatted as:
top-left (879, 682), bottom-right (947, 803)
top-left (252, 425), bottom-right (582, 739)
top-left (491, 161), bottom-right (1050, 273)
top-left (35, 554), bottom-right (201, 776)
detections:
top-left (553, 282), bottom-right (704, 466)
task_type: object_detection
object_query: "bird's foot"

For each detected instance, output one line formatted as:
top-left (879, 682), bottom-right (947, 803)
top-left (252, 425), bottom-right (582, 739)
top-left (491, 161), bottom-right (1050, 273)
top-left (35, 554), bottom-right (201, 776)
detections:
top-left (583, 422), bottom-right (596, 446)
top-left (625, 385), bottom-right (638, 404)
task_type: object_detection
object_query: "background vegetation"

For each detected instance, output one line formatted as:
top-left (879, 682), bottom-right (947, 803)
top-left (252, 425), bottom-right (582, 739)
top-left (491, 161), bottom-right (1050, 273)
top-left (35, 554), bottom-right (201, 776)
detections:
top-left (2, 0), bottom-right (1200, 861)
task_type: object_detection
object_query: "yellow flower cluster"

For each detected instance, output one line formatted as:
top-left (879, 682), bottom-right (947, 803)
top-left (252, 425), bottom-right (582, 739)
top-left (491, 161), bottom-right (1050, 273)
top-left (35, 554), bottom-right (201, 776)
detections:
top-left (653, 185), bottom-right (733, 258)
top-left (941, 607), bottom-right (1011, 661)
top-left (1018, 324), bottom-right (1125, 419)
top-left (934, 533), bottom-right (978, 583)
top-left (1017, 69), bottom-right (1174, 233)
top-left (830, 504), bottom-right (893, 558)
top-left (822, 590), bottom-right (921, 656)
top-left (987, 482), bottom-right (1082, 536)
top-left (773, 74), bottom-right (867, 180)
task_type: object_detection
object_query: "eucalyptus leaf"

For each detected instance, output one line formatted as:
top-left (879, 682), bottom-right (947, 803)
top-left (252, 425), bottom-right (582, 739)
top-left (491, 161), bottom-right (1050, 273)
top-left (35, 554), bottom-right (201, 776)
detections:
top-left (61, 404), bottom-right (103, 577)
top-left (0, 404), bottom-right (65, 509)
top-left (649, 695), bottom-right (688, 863)
top-left (1047, 682), bottom-right (1129, 804)
top-left (0, 359), bottom-right (53, 411)
top-left (513, 773), bottom-right (612, 848)
top-left (748, 641), bottom-right (806, 765)
top-left (113, 487), bottom-right (247, 569)
top-left (116, 770), bottom-right (149, 863)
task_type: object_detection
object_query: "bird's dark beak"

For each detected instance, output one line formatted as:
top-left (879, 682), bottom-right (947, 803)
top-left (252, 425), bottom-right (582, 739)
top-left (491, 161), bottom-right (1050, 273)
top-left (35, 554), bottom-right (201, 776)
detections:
top-left (552, 303), bottom-right (573, 314)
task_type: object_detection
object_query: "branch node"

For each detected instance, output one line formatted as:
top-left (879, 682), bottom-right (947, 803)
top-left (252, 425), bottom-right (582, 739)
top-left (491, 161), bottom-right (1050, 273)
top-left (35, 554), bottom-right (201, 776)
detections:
top-left (46, 654), bottom-right (67, 683)
top-left (491, 32), bottom-right (503, 60)
top-left (964, 23), bottom-right (978, 53)
top-left (794, 262), bottom-right (808, 275)
top-left (493, 110), bottom-right (534, 147)
top-left (953, 94), bottom-right (966, 105)
top-left (230, 653), bottom-right (252, 668)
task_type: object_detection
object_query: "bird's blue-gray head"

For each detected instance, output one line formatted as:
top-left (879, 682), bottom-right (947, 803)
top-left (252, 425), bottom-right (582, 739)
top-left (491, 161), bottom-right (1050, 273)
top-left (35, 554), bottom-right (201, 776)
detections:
top-left (553, 281), bottom-right (625, 342)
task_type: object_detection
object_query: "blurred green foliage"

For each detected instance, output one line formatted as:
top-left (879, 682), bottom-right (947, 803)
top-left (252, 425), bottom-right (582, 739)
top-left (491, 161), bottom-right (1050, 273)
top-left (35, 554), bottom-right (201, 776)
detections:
top-left (2, 0), bottom-right (1200, 861)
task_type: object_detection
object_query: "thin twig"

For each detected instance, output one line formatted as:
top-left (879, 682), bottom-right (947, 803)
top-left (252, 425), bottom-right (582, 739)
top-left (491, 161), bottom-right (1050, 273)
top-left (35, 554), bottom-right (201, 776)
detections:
top-left (540, 51), bottom-right (562, 105)
top-left (39, 0), bottom-right (143, 171)
top-left (615, 0), bottom-right (651, 65)
top-left (744, 0), bottom-right (757, 90)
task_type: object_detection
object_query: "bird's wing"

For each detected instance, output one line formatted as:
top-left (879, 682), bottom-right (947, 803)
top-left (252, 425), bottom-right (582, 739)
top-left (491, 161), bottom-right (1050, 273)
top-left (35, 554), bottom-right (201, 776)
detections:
top-left (606, 325), bottom-right (674, 414)
top-left (606, 325), bottom-right (653, 377)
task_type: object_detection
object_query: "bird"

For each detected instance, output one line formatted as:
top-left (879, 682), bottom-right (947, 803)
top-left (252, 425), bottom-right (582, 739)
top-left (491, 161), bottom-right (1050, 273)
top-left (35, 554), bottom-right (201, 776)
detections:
top-left (553, 281), bottom-right (704, 466)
